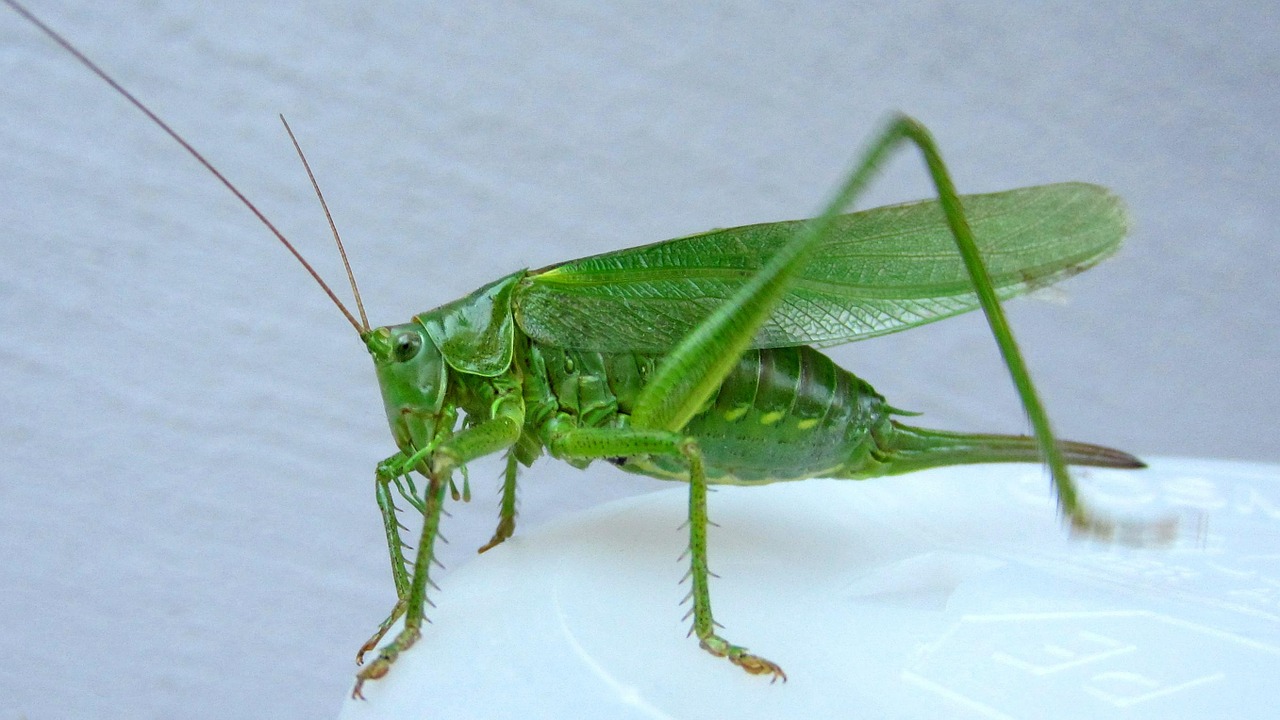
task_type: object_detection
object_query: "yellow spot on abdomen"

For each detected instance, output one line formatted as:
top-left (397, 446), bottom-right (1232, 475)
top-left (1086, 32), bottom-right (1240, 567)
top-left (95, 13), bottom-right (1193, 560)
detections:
top-left (724, 405), bottom-right (750, 422)
top-left (760, 410), bottom-right (785, 425)
top-left (796, 418), bottom-right (819, 430)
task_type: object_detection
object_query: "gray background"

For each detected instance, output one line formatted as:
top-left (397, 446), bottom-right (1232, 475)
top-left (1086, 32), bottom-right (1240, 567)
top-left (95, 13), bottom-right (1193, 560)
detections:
top-left (1, 1), bottom-right (1275, 717)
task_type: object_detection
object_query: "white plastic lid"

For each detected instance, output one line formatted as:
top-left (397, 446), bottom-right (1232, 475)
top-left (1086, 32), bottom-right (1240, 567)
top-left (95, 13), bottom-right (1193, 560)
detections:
top-left (339, 457), bottom-right (1280, 719)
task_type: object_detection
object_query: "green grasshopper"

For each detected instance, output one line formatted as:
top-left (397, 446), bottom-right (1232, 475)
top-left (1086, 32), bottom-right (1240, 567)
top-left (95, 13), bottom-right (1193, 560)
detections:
top-left (7, 0), bottom-right (1174, 700)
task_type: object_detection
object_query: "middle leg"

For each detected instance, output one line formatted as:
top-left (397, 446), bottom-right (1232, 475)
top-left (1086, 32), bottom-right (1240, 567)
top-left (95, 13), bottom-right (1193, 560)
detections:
top-left (550, 424), bottom-right (785, 679)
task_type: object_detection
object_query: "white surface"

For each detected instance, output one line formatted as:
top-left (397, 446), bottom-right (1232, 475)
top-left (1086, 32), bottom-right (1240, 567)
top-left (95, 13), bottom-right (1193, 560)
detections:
top-left (0, 2), bottom-right (1276, 718)
top-left (339, 459), bottom-right (1280, 719)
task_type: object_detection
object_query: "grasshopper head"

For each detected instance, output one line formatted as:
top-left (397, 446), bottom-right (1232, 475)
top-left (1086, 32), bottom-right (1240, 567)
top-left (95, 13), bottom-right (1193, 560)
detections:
top-left (363, 324), bottom-right (448, 452)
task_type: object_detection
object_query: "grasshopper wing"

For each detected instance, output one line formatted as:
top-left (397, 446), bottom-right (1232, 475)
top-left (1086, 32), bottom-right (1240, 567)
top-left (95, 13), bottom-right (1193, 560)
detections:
top-left (514, 183), bottom-right (1127, 352)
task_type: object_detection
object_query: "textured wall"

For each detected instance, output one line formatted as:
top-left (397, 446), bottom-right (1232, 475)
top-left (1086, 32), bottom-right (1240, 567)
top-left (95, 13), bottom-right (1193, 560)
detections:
top-left (1, 1), bottom-right (1275, 717)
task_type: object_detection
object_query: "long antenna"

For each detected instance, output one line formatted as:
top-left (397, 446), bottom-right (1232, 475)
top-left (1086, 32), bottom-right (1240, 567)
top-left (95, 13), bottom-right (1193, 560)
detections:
top-left (4, 0), bottom-right (365, 334)
top-left (280, 116), bottom-right (370, 333)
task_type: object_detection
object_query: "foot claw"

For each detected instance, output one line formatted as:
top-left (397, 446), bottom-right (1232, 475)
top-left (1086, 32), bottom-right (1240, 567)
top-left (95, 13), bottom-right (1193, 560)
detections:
top-left (349, 626), bottom-right (419, 700)
top-left (478, 517), bottom-right (516, 553)
top-left (732, 651), bottom-right (788, 683)
top-left (351, 659), bottom-right (390, 699)
top-left (700, 635), bottom-right (787, 683)
top-left (1067, 508), bottom-right (1183, 547)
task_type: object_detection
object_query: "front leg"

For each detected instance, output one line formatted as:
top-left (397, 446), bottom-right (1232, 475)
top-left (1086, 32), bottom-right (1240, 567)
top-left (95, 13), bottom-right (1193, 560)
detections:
top-left (353, 474), bottom-right (448, 699)
top-left (354, 456), bottom-right (417, 666)
top-left (352, 393), bottom-right (524, 698)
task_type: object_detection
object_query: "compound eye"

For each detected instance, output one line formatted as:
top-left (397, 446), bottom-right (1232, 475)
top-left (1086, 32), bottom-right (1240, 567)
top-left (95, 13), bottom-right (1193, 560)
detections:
top-left (392, 332), bottom-right (422, 362)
